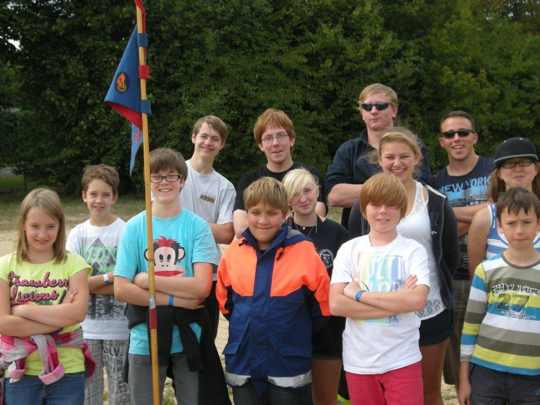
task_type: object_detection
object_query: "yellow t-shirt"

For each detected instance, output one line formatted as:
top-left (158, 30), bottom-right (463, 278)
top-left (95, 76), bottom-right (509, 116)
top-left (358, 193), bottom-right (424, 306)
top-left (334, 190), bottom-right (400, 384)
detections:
top-left (0, 252), bottom-right (90, 375)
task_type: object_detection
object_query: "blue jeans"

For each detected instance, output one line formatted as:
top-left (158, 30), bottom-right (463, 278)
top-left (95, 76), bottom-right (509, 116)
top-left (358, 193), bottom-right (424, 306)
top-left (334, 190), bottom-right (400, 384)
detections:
top-left (470, 364), bottom-right (540, 404)
top-left (5, 372), bottom-right (85, 405)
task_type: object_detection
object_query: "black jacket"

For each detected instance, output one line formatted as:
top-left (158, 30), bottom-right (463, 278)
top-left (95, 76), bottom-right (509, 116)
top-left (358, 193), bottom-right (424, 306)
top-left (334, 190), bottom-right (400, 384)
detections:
top-left (347, 185), bottom-right (460, 308)
top-left (326, 130), bottom-right (432, 227)
top-left (127, 304), bottom-right (231, 405)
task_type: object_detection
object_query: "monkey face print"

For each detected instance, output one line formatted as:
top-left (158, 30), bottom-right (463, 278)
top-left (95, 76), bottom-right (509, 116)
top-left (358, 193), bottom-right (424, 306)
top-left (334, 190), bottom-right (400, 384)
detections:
top-left (145, 236), bottom-right (185, 276)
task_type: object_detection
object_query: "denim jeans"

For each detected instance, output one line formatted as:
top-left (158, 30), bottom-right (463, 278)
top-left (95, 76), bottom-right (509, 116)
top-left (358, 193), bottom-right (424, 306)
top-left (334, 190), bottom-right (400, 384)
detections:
top-left (470, 364), bottom-right (540, 404)
top-left (5, 372), bottom-right (85, 405)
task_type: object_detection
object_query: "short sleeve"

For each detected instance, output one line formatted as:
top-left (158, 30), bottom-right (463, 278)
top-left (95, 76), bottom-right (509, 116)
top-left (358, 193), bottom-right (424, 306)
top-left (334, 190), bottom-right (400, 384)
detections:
top-left (408, 244), bottom-right (430, 289)
top-left (330, 242), bottom-right (353, 284)
top-left (66, 224), bottom-right (82, 254)
top-left (0, 254), bottom-right (13, 282)
top-left (216, 184), bottom-right (236, 224)
top-left (234, 173), bottom-right (252, 211)
top-left (66, 252), bottom-right (91, 277)
top-left (192, 220), bottom-right (219, 265)
top-left (114, 219), bottom-right (140, 280)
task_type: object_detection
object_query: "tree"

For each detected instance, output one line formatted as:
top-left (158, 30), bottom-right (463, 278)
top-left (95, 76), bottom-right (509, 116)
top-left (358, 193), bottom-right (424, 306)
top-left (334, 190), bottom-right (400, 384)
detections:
top-left (3, 0), bottom-right (539, 191)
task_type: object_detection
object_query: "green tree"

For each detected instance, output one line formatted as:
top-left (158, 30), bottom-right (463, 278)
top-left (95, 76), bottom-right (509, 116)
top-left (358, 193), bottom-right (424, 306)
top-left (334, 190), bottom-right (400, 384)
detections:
top-left (3, 0), bottom-right (539, 191)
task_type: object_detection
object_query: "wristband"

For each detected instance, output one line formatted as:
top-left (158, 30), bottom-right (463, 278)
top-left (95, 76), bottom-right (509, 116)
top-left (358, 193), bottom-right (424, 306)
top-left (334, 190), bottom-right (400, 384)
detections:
top-left (168, 295), bottom-right (174, 306)
top-left (354, 290), bottom-right (363, 302)
top-left (103, 273), bottom-right (112, 285)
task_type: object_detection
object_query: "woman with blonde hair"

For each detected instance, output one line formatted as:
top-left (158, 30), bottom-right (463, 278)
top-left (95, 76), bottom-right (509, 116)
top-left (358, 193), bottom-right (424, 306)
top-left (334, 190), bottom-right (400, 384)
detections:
top-left (348, 128), bottom-right (459, 405)
top-left (283, 168), bottom-right (349, 405)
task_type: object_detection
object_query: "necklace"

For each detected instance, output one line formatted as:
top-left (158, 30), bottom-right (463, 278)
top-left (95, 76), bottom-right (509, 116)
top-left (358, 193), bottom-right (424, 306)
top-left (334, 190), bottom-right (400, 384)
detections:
top-left (291, 219), bottom-right (318, 239)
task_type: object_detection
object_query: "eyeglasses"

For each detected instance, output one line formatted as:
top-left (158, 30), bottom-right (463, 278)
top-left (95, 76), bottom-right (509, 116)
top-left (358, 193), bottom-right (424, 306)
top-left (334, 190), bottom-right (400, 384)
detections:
top-left (150, 174), bottom-right (182, 183)
top-left (261, 132), bottom-right (289, 145)
top-left (360, 102), bottom-right (390, 112)
top-left (500, 159), bottom-right (535, 170)
top-left (441, 129), bottom-right (474, 139)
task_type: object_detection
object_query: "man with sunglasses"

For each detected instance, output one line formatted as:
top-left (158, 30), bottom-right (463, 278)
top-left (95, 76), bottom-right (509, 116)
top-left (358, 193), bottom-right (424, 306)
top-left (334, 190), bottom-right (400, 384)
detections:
top-left (326, 83), bottom-right (431, 226)
top-left (431, 110), bottom-right (493, 389)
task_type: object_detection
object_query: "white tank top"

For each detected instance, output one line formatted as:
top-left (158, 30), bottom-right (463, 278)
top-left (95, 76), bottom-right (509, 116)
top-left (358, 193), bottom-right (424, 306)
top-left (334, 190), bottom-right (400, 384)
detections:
top-left (397, 181), bottom-right (445, 320)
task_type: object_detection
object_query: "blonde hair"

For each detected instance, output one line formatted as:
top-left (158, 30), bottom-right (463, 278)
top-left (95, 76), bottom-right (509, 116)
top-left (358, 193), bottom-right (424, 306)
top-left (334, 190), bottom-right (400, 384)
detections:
top-left (282, 168), bottom-right (320, 203)
top-left (359, 173), bottom-right (408, 218)
top-left (372, 127), bottom-right (423, 178)
top-left (16, 188), bottom-right (66, 263)
top-left (358, 83), bottom-right (398, 108)
top-left (244, 177), bottom-right (289, 214)
top-left (253, 108), bottom-right (295, 145)
top-left (488, 162), bottom-right (540, 202)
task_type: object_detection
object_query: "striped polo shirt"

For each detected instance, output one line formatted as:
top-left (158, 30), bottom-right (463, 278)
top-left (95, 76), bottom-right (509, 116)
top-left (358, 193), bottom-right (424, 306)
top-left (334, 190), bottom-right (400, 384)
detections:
top-left (461, 256), bottom-right (540, 375)
top-left (486, 203), bottom-right (540, 259)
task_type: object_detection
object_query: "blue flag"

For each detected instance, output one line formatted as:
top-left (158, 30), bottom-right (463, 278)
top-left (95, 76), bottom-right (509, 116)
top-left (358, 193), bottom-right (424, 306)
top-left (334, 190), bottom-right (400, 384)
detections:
top-left (130, 124), bottom-right (143, 175)
top-left (104, 28), bottom-right (146, 129)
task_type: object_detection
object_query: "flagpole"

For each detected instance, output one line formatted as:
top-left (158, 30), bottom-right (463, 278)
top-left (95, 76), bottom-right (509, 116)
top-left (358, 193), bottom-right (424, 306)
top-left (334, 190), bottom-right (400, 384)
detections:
top-left (134, 3), bottom-right (160, 405)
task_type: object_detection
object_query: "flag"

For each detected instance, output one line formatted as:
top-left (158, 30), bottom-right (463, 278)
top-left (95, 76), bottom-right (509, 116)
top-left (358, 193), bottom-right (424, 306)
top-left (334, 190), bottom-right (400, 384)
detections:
top-left (105, 28), bottom-right (144, 128)
top-left (104, 0), bottom-right (150, 174)
top-left (130, 123), bottom-right (143, 174)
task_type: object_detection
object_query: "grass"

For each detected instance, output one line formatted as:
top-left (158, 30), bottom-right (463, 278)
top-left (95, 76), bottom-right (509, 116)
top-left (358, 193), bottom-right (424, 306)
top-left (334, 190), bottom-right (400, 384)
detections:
top-left (0, 192), bottom-right (144, 231)
top-left (0, 174), bottom-right (25, 191)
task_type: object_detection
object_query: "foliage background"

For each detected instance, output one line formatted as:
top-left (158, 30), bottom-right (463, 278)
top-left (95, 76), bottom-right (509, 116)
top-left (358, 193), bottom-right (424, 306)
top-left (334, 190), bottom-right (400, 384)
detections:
top-left (1, 0), bottom-right (539, 193)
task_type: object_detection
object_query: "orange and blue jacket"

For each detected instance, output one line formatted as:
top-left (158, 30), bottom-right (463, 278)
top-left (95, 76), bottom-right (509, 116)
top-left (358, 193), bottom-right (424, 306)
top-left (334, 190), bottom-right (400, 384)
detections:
top-left (216, 224), bottom-right (330, 383)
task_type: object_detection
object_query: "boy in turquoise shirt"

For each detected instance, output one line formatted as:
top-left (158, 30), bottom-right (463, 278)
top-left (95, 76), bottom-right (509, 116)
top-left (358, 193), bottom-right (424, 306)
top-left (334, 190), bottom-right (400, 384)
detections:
top-left (114, 148), bottom-right (227, 405)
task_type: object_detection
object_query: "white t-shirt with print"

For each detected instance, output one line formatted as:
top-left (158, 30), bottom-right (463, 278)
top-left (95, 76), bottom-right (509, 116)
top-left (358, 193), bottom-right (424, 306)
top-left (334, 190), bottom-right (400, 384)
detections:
top-left (67, 217), bottom-right (128, 340)
top-left (331, 234), bottom-right (430, 374)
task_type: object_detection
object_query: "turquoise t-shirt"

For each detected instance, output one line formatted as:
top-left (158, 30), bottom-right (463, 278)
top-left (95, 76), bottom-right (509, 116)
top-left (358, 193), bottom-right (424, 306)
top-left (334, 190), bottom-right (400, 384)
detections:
top-left (115, 208), bottom-right (218, 355)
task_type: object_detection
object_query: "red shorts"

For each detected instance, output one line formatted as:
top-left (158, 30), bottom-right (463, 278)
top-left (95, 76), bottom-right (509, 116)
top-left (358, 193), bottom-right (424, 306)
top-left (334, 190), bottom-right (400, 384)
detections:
top-left (346, 362), bottom-right (423, 405)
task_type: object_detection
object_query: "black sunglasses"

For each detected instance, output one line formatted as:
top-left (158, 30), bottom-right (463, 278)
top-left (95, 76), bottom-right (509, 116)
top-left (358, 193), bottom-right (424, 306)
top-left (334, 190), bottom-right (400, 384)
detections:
top-left (360, 102), bottom-right (390, 112)
top-left (441, 129), bottom-right (474, 139)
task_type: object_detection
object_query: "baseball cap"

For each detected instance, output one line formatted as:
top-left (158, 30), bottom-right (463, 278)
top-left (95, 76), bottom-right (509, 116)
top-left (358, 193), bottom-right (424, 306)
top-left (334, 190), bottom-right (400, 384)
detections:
top-left (494, 137), bottom-right (538, 168)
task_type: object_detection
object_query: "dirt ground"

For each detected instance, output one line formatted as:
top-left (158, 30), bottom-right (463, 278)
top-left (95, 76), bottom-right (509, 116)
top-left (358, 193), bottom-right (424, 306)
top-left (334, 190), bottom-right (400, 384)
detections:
top-left (0, 214), bottom-right (458, 404)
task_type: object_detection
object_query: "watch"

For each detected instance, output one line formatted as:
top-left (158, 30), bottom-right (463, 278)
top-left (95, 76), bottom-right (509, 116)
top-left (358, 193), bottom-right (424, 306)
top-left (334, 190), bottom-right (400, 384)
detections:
top-left (354, 290), bottom-right (363, 302)
top-left (103, 273), bottom-right (112, 285)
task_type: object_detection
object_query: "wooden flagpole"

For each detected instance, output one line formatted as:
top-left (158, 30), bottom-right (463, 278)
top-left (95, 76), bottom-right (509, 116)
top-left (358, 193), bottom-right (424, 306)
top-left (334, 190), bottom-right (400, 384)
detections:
top-left (134, 3), bottom-right (160, 405)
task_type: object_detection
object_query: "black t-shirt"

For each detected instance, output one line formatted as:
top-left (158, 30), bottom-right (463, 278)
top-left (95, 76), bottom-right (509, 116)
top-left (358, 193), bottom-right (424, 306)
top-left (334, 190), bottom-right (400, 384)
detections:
top-left (289, 216), bottom-right (349, 276)
top-left (234, 162), bottom-right (326, 210)
top-left (431, 156), bottom-right (494, 279)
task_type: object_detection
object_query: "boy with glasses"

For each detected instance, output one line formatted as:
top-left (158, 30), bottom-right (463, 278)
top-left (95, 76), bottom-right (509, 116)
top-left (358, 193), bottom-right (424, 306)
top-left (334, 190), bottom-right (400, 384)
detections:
top-left (431, 110), bottom-right (494, 388)
top-left (180, 115), bottom-right (236, 339)
top-left (114, 148), bottom-right (229, 405)
top-left (233, 108), bottom-right (326, 236)
top-left (326, 83), bottom-right (431, 227)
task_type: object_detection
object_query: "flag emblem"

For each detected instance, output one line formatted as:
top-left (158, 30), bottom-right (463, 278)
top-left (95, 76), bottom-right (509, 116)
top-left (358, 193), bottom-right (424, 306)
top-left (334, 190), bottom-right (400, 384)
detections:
top-left (115, 72), bottom-right (128, 93)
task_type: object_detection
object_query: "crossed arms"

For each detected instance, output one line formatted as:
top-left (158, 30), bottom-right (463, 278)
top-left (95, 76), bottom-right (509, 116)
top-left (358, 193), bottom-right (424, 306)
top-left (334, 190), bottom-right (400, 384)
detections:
top-left (329, 276), bottom-right (429, 320)
top-left (0, 270), bottom-right (89, 337)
